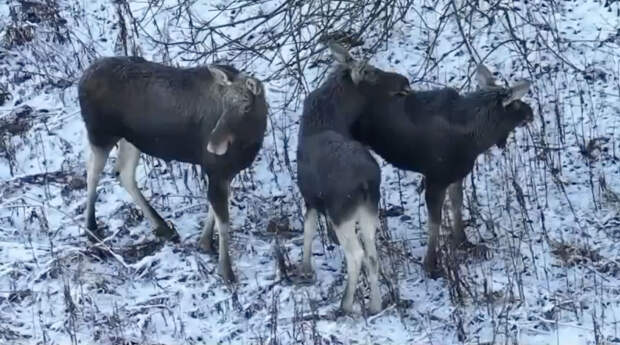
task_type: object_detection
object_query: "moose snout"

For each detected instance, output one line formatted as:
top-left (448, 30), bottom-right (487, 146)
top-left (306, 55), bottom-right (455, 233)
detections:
top-left (521, 111), bottom-right (534, 127)
top-left (207, 135), bottom-right (234, 156)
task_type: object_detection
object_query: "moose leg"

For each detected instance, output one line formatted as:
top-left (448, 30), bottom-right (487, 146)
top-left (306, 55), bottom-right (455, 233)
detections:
top-left (423, 183), bottom-right (447, 279)
top-left (325, 219), bottom-right (340, 245)
top-left (85, 143), bottom-right (113, 241)
top-left (116, 139), bottom-right (179, 242)
top-left (448, 180), bottom-right (469, 247)
top-left (448, 180), bottom-right (487, 257)
top-left (333, 215), bottom-right (364, 315)
top-left (198, 204), bottom-right (217, 253)
top-left (299, 207), bottom-right (318, 280)
top-left (358, 205), bottom-right (382, 315)
top-left (206, 176), bottom-right (235, 282)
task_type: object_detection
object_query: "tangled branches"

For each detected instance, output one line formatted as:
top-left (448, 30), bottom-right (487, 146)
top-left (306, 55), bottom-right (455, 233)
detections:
top-left (133, 0), bottom-right (415, 93)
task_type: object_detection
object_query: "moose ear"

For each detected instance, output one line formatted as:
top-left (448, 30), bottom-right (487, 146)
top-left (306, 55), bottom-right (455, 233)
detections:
top-left (328, 41), bottom-right (355, 65)
top-left (349, 61), bottom-right (375, 85)
top-left (502, 80), bottom-right (531, 107)
top-left (245, 78), bottom-right (262, 96)
top-left (475, 64), bottom-right (497, 89)
top-left (208, 66), bottom-right (231, 86)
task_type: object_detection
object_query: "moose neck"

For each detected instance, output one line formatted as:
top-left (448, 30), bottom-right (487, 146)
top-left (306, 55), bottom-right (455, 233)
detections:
top-left (301, 67), bottom-right (365, 137)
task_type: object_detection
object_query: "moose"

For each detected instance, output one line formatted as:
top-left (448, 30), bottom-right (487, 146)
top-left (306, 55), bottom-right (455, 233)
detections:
top-left (353, 65), bottom-right (532, 278)
top-left (79, 56), bottom-right (267, 282)
top-left (296, 42), bottom-right (411, 314)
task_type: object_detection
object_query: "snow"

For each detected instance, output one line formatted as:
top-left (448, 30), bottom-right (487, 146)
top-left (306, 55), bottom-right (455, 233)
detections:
top-left (0, 0), bottom-right (619, 344)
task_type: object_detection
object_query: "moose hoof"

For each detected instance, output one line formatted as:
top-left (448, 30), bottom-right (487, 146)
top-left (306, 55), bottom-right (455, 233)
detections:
top-left (338, 303), bottom-right (355, 317)
top-left (427, 267), bottom-right (445, 280)
top-left (294, 266), bottom-right (316, 285)
top-left (368, 300), bottom-right (382, 316)
top-left (86, 230), bottom-right (104, 243)
top-left (218, 263), bottom-right (236, 283)
top-left (452, 238), bottom-right (490, 259)
top-left (425, 266), bottom-right (444, 280)
top-left (381, 295), bottom-right (413, 310)
top-left (423, 256), bottom-right (444, 280)
top-left (198, 236), bottom-right (217, 255)
top-left (85, 224), bottom-right (105, 243)
top-left (154, 224), bottom-right (180, 243)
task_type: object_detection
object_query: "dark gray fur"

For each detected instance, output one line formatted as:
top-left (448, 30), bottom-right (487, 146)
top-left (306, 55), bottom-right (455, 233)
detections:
top-left (297, 66), bottom-right (411, 224)
top-left (296, 43), bottom-right (410, 314)
top-left (79, 56), bottom-right (267, 282)
top-left (352, 64), bottom-right (532, 278)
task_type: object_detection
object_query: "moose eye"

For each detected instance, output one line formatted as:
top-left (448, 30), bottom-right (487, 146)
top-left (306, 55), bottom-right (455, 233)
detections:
top-left (241, 97), bottom-right (252, 113)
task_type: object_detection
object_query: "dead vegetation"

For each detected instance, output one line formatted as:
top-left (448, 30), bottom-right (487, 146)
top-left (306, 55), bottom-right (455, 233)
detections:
top-left (550, 240), bottom-right (619, 276)
top-left (1, 23), bottom-right (35, 48)
top-left (0, 0), bottom-right (619, 344)
top-left (0, 105), bottom-right (36, 135)
top-left (5, 0), bottom-right (69, 46)
top-left (0, 84), bottom-right (10, 106)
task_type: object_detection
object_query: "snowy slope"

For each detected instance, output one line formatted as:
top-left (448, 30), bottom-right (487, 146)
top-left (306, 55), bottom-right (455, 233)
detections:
top-left (0, 0), bottom-right (619, 344)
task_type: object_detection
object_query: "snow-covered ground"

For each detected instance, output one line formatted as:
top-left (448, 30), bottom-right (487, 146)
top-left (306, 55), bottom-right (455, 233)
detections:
top-left (0, 0), bottom-right (619, 344)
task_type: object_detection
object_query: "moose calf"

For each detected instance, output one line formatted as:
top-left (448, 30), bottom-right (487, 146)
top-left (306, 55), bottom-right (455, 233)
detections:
top-left (296, 42), bottom-right (410, 314)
